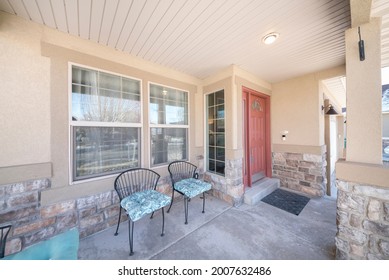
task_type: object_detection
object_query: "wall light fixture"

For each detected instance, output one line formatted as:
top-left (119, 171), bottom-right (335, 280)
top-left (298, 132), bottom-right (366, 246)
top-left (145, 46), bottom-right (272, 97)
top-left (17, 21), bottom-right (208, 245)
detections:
top-left (322, 104), bottom-right (338, 115)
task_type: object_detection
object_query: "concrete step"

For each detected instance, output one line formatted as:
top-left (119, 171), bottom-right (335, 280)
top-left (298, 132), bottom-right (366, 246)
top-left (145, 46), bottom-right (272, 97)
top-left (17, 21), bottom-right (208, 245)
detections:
top-left (243, 177), bottom-right (280, 205)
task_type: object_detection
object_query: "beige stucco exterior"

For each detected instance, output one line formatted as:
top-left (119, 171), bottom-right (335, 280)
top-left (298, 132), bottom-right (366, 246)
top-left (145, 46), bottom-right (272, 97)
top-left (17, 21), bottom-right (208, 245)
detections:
top-left (0, 6), bottom-right (388, 210)
top-left (0, 12), bottom-right (275, 205)
top-left (345, 17), bottom-right (382, 164)
top-left (0, 13), bottom-right (51, 168)
top-left (271, 65), bottom-right (345, 149)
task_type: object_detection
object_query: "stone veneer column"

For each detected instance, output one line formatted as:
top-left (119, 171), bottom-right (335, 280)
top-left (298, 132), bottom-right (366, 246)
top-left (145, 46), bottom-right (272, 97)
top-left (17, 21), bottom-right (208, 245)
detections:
top-left (272, 151), bottom-right (327, 196)
top-left (205, 158), bottom-right (244, 206)
top-left (336, 180), bottom-right (389, 259)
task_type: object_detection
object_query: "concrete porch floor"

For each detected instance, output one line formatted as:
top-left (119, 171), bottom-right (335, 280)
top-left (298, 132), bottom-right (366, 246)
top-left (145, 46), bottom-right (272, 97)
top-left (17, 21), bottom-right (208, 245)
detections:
top-left (78, 189), bottom-right (337, 260)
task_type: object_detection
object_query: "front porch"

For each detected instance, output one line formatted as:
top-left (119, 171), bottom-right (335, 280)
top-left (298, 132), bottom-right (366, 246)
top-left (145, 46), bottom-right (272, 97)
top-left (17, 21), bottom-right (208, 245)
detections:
top-left (78, 192), bottom-right (336, 260)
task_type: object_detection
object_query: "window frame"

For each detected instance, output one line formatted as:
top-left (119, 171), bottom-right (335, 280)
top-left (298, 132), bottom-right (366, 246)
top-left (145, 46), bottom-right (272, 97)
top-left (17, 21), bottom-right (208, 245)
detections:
top-left (148, 82), bottom-right (190, 168)
top-left (205, 89), bottom-right (225, 176)
top-left (68, 62), bottom-right (143, 184)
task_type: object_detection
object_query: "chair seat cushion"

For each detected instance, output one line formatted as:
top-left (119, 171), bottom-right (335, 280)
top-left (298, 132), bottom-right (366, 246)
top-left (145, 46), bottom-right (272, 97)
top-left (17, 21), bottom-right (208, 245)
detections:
top-left (121, 190), bottom-right (171, 222)
top-left (174, 178), bottom-right (212, 199)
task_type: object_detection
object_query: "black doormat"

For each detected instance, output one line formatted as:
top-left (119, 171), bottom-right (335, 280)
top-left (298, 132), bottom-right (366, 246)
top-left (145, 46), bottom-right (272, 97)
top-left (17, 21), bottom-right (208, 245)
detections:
top-left (261, 189), bottom-right (310, 215)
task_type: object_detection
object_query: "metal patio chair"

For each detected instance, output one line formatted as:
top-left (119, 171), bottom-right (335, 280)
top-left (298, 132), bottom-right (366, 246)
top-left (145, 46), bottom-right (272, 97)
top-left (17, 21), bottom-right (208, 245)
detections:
top-left (0, 224), bottom-right (12, 259)
top-left (167, 161), bottom-right (212, 224)
top-left (114, 168), bottom-right (171, 256)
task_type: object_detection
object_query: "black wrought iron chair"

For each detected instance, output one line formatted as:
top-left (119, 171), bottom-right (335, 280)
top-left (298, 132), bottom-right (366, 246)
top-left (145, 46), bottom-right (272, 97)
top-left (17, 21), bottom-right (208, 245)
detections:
top-left (114, 168), bottom-right (171, 256)
top-left (0, 224), bottom-right (12, 259)
top-left (167, 161), bottom-right (212, 224)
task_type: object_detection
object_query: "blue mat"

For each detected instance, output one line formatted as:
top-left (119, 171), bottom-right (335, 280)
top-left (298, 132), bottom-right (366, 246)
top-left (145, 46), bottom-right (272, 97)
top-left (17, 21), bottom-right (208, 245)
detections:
top-left (261, 189), bottom-right (310, 215)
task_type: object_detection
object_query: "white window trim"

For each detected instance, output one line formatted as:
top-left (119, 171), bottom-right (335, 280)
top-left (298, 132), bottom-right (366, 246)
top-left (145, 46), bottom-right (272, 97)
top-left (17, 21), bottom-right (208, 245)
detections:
top-left (204, 88), bottom-right (226, 177)
top-left (68, 62), bottom-right (143, 184)
top-left (148, 81), bottom-right (190, 168)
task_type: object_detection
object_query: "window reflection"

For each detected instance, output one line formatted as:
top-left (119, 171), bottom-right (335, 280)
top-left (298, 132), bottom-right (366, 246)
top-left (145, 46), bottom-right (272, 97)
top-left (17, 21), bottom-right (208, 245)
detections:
top-left (207, 90), bottom-right (225, 176)
top-left (150, 84), bottom-right (189, 166)
top-left (74, 126), bottom-right (140, 179)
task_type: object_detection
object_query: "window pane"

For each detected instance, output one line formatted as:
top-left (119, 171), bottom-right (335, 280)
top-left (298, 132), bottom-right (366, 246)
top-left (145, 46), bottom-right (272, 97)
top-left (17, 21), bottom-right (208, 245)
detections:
top-left (206, 90), bottom-right (225, 176)
top-left (151, 128), bottom-right (187, 166)
top-left (72, 66), bottom-right (97, 86)
top-left (216, 90), bottom-right (224, 105)
top-left (216, 161), bottom-right (225, 175)
top-left (216, 134), bottom-right (225, 146)
top-left (71, 66), bottom-right (141, 123)
top-left (216, 147), bottom-right (225, 161)
top-left (149, 84), bottom-right (188, 125)
top-left (216, 104), bottom-right (224, 119)
top-left (208, 146), bottom-right (215, 159)
top-left (216, 119), bottom-right (225, 132)
top-left (209, 134), bottom-right (215, 146)
top-left (208, 94), bottom-right (214, 107)
top-left (208, 160), bottom-right (215, 172)
top-left (74, 126), bottom-right (140, 180)
top-left (99, 72), bottom-right (120, 91)
top-left (72, 85), bottom-right (98, 121)
top-left (122, 78), bottom-right (140, 94)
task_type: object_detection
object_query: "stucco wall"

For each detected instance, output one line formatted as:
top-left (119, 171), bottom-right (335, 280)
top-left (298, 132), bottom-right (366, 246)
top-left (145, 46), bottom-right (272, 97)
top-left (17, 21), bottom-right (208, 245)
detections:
top-left (0, 13), bottom-right (51, 167)
top-left (272, 74), bottom-right (321, 146)
top-left (0, 12), bottom-right (275, 207)
top-left (271, 66), bottom-right (345, 148)
top-left (345, 18), bottom-right (382, 164)
top-left (0, 12), bottom-right (202, 204)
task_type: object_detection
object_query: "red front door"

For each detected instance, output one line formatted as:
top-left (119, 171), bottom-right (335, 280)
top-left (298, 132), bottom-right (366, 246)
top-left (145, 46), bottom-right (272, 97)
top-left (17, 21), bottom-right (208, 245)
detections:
top-left (243, 88), bottom-right (270, 187)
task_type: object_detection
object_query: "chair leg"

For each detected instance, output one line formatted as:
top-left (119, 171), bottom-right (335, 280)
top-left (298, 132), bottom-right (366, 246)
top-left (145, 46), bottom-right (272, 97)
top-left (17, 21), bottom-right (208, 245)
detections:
top-left (167, 190), bottom-right (175, 213)
top-left (184, 197), bottom-right (189, 224)
top-left (114, 207), bottom-right (122, 236)
top-left (161, 207), bottom-right (165, 237)
top-left (202, 192), bottom-right (206, 214)
top-left (128, 219), bottom-right (134, 256)
top-left (150, 211), bottom-right (154, 219)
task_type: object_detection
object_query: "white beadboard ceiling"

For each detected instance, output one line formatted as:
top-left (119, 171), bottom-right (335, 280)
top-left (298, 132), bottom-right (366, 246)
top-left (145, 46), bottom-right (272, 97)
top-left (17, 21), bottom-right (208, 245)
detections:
top-left (0, 0), bottom-right (387, 87)
top-left (0, 0), bottom-right (353, 83)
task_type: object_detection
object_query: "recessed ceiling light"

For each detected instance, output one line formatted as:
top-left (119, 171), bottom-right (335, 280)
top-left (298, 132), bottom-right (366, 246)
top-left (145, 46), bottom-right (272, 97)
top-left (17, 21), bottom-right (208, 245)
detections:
top-left (262, 32), bottom-right (279, 45)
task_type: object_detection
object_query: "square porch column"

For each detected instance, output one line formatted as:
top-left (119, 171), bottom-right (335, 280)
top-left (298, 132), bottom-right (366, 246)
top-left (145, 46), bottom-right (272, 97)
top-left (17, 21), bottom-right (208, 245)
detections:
top-left (345, 17), bottom-right (382, 164)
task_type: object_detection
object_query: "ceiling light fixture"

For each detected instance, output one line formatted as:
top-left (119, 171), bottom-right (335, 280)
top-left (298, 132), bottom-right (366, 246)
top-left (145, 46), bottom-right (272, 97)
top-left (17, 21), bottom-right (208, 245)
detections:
top-left (262, 32), bottom-right (279, 45)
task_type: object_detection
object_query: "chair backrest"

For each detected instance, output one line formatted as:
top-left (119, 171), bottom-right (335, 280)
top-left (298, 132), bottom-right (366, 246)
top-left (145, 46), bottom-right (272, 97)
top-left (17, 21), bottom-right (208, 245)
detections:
top-left (114, 168), bottom-right (160, 201)
top-left (168, 161), bottom-right (197, 185)
top-left (0, 224), bottom-right (12, 259)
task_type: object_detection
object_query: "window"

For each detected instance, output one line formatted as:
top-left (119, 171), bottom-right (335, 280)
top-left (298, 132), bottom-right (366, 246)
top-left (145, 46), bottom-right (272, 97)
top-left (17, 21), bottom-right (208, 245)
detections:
top-left (206, 90), bottom-right (225, 175)
top-left (149, 83), bottom-right (188, 166)
top-left (71, 65), bottom-right (141, 181)
top-left (382, 67), bottom-right (389, 162)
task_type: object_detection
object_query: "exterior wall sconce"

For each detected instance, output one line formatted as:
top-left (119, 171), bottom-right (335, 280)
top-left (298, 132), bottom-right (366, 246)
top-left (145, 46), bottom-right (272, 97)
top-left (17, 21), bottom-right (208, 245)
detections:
top-left (281, 130), bottom-right (288, 141)
top-left (322, 104), bottom-right (338, 115)
top-left (358, 26), bottom-right (365, 61)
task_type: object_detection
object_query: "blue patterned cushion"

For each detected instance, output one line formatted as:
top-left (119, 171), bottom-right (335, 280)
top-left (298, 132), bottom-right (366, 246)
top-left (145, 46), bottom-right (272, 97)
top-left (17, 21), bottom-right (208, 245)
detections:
top-left (174, 178), bottom-right (212, 199)
top-left (121, 190), bottom-right (171, 222)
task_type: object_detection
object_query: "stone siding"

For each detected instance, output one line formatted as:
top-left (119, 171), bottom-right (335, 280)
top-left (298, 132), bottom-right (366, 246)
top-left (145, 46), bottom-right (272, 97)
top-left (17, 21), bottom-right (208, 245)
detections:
top-left (272, 152), bottom-right (327, 197)
top-left (0, 177), bottom-right (171, 257)
top-left (336, 180), bottom-right (389, 260)
top-left (205, 158), bottom-right (244, 206)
